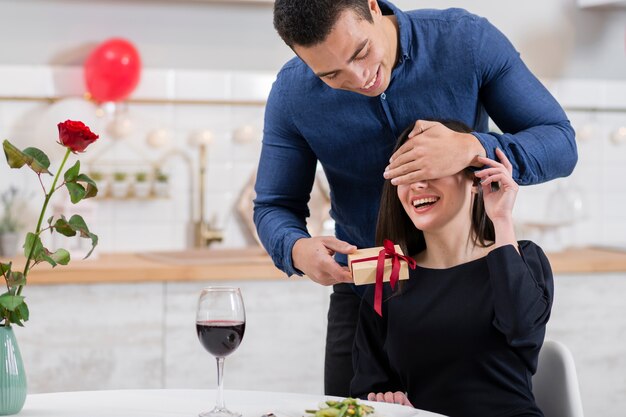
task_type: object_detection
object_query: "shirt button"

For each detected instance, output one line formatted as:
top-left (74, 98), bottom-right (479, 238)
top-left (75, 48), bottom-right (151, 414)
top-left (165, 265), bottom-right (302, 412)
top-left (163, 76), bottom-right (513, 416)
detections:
top-left (381, 93), bottom-right (386, 100)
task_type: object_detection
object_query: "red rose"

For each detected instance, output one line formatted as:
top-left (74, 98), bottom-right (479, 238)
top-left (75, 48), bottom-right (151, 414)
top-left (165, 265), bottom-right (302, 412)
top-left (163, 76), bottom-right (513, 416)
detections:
top-left (57, 120), bottom-right (99, 153)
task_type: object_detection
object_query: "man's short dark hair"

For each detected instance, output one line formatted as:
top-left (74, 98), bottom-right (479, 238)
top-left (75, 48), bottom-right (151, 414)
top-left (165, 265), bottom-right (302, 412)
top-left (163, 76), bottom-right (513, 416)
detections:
top-left (273, 0), bottom-right (374, 48)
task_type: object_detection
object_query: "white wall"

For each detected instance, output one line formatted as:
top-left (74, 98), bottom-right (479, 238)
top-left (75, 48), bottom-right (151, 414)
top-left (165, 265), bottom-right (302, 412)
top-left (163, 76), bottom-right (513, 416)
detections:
top-left (1, 67), bottom-right (625, 254)
top-left (0, 0), bottom-right (289, 71)
top-left (399, 0), bottom-right (626, 80)
top-left (0, 0), bottom-right (625, 79)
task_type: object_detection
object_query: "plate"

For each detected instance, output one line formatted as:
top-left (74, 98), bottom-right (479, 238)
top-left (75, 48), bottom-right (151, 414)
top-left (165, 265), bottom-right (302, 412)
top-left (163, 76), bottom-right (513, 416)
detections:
top-left (275, 398), bottom-right (423, 417)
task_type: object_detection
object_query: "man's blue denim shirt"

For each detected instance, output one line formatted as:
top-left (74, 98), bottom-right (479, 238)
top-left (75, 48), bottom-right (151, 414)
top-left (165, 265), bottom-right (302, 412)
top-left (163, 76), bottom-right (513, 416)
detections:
top-left (254, 1), bottom-right (577, 277)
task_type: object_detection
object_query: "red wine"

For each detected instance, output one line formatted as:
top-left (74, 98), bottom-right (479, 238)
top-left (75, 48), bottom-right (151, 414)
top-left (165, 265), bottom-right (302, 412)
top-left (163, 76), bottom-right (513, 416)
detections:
top-left (196, 320), bottom-right (245, 357)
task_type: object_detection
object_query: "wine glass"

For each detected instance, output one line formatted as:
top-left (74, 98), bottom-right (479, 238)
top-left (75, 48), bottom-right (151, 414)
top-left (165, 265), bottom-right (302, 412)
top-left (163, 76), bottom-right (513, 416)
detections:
top-left (196, 287), bottom-right (246, 417)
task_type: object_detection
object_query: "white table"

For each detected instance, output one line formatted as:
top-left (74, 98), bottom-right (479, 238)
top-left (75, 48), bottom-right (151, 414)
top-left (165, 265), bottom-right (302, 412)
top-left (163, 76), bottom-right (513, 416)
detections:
top-left (21, 389), bottom-right (446, 417)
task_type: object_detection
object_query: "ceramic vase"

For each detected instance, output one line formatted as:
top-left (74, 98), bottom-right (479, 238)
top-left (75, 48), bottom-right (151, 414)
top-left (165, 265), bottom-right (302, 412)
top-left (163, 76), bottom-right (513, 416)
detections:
top-left (0, 326), bottom-right (27, 415)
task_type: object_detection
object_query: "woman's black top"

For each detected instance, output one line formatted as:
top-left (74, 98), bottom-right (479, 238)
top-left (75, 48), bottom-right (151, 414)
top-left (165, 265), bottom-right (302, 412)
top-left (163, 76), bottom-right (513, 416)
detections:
top-left (350, 241), bottom-right (553, 417)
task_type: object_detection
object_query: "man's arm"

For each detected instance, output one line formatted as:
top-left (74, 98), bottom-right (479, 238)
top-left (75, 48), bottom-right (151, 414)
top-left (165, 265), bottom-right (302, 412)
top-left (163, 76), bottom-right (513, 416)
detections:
top-left (469, 15), bottom-right (577, 185)
top-left (253, 79), bottom-right (316, 277)
top-left (385, 14), bottom-right (576, 186)
top-left (253, 78), bottom-right (355, 284)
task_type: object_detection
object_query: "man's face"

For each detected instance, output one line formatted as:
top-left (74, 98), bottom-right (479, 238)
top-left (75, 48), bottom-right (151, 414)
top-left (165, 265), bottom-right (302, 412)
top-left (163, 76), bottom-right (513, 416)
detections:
top-left (293, 1), bottom-right (398, 97)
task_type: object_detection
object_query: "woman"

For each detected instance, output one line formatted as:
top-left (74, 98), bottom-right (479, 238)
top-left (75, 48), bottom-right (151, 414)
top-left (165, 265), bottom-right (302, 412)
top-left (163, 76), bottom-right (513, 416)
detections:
top-left (350, 121), bottom-right (553, 417)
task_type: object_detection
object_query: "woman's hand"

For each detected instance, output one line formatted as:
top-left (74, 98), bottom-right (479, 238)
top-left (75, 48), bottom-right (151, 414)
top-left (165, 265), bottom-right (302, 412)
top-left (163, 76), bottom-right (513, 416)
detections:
top-left (366, 391), bottom-right (413, 407)
top-left (474, 148), bottom-right (519, 249)
top-left (474, 148), bottom-right (518, 222)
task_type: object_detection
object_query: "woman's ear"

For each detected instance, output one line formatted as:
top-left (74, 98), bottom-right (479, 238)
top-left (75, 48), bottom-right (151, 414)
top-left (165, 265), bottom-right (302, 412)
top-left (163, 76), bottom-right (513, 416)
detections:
top-left (471, 177), bottom-right (481, 195)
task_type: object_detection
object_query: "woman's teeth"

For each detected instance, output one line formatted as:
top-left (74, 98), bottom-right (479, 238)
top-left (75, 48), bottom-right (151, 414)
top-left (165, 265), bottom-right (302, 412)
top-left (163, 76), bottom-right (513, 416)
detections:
top-left (412, 197), bottom-right (439, 208)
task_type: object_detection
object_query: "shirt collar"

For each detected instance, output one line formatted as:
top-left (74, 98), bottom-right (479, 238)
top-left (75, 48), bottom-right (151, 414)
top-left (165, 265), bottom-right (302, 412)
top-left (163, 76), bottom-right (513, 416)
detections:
top-left (377, 0), bottom-right (412, 64)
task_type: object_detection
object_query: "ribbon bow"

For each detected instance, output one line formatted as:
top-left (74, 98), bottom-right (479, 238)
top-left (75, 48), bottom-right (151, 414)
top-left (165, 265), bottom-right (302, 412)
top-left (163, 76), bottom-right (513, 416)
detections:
top-left (372, 239), bottom-right (416, 316)
top-left (349, 240), bottom-right (416, 316)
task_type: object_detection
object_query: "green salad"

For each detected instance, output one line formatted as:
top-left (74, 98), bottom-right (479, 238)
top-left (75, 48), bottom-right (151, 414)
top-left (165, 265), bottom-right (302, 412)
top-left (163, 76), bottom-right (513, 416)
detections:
top-left (305, 398), bottom-right (375, 417)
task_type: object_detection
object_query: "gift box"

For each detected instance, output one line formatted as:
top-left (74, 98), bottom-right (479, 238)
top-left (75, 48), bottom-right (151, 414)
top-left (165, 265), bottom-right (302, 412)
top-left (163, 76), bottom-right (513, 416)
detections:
top-left (348, 244), bottom-right (410, 286)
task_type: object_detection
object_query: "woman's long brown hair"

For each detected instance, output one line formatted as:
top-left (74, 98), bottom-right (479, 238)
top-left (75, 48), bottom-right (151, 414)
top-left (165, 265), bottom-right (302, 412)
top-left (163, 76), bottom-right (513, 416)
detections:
top-left (375, 121), bottom-right (495, 257)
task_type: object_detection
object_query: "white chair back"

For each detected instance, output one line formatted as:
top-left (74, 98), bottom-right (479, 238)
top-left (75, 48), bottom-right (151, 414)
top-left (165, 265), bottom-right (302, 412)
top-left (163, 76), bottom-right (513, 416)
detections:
top-left (533, 340), bottom-right (584, 417)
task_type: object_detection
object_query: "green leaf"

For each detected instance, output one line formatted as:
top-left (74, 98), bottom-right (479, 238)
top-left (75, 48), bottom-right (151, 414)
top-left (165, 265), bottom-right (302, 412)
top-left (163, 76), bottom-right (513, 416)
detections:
top-left (50, 215), bottom-right (98, 259)
top-left (0, 294), bottom-right (25, 312)
top-left (51, 215), bottom-right (97, 259)
top-left (66, 182), bottom-right (86, 204)
top-left (6, 271), bottom-right (25, 288)
top-left (83, 232), bottom-right (99, 259)
top-left (41, 250), bottom-right (57, 267)
top-left (53, 216), bottom-right (76, 237)
top-left (49, 248), bottom-right (70, 266)
top-left (8, 312), bottom-right (23, 327)
top-left (3, 140), bottom-right (26, 169)
top-left (76, 173), bottom-right (98, 199)
top-left (24, 234), bottom-right (56, 265)
top-left (8, 301), bottom-right (29, 327)
top-left (64, 160), bottom-right (80, 182)
top-left (23, 147), bottom-right (52, 174)
top-left (3, 140), bottom-right (52, 175)
top-left (23, 232), bottom-right (44, 260)
top-left (16, 302), bottom-right (29, 322)
top-left (69, 215), bottom-right (90, 237)
top-left (0, 261), bottom-right (11, 277)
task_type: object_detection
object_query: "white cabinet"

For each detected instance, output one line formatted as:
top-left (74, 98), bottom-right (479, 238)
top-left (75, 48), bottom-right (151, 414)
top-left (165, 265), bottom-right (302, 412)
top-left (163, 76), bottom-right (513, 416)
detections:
top-left (162, 280), bottom-right (330, 394)
top-left (17, 279), bottom-right (331, 395)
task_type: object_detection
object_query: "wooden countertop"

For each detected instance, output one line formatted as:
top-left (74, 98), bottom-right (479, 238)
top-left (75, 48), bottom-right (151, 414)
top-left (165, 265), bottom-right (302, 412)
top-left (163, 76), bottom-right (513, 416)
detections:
top-left (4, 248), bottom-right (288, 285)
top-left (545, 246), bottom-right (626, 274)
top-left (2, 246), bottom-right (625, 285)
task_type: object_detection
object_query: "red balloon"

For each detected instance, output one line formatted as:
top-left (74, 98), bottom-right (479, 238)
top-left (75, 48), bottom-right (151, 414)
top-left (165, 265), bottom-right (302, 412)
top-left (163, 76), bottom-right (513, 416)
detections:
top-left (84, 38), bottom-right (141, 103)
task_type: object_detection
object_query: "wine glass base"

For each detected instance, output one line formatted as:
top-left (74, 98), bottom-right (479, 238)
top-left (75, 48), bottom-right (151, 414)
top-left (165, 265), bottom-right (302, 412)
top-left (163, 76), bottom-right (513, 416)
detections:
top-left (199, 406), bottom-right (242, 417)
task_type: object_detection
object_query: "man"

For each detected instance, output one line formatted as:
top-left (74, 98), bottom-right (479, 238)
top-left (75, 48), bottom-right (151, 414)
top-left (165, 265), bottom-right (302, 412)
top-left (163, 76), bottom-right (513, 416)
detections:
top-left (254, 0), bottom-right (576, 396)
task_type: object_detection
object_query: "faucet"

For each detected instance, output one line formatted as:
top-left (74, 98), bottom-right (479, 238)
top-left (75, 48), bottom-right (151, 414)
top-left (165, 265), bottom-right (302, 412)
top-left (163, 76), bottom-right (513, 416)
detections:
top-left (194, 139), bottom-right (223, 247)
top-left (154, 130), bottom-right (223, 248)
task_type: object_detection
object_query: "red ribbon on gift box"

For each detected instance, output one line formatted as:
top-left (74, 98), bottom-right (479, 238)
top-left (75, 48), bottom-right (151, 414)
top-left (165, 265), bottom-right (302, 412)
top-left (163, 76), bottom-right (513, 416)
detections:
top-left (350, 239), bottom-right (416, 316)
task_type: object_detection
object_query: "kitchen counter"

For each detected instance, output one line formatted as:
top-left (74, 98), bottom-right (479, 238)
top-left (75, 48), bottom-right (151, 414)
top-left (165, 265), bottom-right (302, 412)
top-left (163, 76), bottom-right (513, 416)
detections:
top-left (4, 247), bottom-right (288, 285)
top-left (2, 246), bottom-right (626, 285)
top-left (546, 246), bottom-right (626, 274)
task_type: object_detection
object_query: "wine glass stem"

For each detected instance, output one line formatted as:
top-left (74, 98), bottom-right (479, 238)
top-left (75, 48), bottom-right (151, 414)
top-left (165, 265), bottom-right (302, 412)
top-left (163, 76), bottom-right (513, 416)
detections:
top-left (215, 356), bottom-right (226, 409)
